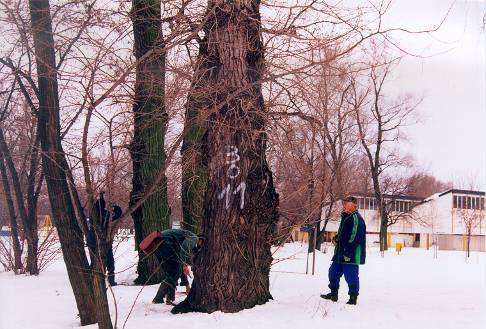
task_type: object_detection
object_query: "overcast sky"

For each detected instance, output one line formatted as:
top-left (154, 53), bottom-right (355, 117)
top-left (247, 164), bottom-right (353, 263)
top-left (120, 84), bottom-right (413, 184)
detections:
top-left (380, 0), bottom-right (485, 189)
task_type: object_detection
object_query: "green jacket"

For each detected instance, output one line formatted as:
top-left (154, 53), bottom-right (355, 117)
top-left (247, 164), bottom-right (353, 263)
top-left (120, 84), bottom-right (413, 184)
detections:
top-left (157, 229), bottom-right (198, 265)
top-left (332, 211), bottom-right (366, 265)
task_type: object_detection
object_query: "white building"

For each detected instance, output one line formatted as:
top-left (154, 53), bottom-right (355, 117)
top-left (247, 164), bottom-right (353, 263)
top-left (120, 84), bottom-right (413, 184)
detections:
top-left (322, 189), bottom-right (485, 251)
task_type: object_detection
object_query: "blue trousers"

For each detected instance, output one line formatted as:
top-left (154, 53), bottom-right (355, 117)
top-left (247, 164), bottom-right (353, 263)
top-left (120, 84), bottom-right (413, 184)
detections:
top-left (328, 261), bottom-right (359, 295)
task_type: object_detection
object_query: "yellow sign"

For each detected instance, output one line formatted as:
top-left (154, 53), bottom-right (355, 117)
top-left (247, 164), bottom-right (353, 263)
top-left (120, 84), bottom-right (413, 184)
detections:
top-left (42, 215), bottom-right (52, 229)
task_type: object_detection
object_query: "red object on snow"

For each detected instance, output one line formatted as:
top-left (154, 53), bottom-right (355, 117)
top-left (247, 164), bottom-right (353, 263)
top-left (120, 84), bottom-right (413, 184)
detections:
top-left (139, 231), bottom-right (164, 256)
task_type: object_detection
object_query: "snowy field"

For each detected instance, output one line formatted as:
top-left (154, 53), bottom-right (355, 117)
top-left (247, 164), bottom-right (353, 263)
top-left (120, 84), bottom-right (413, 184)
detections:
top-left (1, 240), bottom-right (485, 329)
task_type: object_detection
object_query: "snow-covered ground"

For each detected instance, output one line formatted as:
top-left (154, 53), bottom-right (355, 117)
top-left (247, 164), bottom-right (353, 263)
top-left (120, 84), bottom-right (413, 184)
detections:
top-left (1, 240), bottom-right (485, 329)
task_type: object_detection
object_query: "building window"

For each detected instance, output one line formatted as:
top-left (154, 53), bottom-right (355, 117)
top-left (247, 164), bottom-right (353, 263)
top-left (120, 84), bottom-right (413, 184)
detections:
top-left (453, 195), bottom-right (486, 210)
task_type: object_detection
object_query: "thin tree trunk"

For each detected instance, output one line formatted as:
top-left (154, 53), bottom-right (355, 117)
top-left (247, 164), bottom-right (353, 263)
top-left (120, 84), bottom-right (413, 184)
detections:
top-left (380, 219), bottom-right (388, 252)
top-left (307, 129), bottom-right (316, 252)
top-left (91, 261), bottom-right (112, 329)
top-left (25, 238), bottom-right (38, 274)
top-left (28, 0), bottom-right (97, 325)
top-left (88, 205), bottom-right (113, 329)
top-left (25, 137), bottom-right (41, 275)
top-left (0, 153), bottom-right (23, 272)
top-left (0, 128), bottom-right (38, 274)
top-left (175, 0), bottom-right (279, 313)
top-left (130, 0), bottom-right (170, 284)
top-left (66, 168), bottom-right (89, 236)
top-left (371, 173), bottom-right (387, 252)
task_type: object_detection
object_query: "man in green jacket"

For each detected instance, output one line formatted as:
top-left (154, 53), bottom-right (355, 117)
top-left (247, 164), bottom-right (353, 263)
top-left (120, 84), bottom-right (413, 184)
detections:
top-left (146, 229), bottom-right (202, 304)
top-left (321, 196), bottom-right (366, 305)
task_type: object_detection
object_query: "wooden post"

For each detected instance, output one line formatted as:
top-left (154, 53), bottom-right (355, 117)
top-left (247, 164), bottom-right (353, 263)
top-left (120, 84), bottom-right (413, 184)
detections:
top-left (311, 224), bottom-right (317, 275)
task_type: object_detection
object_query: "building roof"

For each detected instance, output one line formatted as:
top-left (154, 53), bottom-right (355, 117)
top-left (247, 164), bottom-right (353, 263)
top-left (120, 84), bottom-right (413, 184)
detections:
top-left (349, 192), bottom-right (424, 202)
top-left (438, 189), bottom-right (485, 197)
top-left (322, 189), bottom-right (485, 211)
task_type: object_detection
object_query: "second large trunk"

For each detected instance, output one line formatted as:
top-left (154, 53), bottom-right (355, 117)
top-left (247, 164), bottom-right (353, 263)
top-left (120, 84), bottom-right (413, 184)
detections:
top-left (179, 0), bottom-right (279, 313)
top-left (130, 0), bottom-right (170, 284)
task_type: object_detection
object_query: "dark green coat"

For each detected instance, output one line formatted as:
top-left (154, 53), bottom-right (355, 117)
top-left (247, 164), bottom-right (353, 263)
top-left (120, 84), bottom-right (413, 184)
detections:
top-left (153, 229), bottom-right (198, 287)
top-left (332, 211), bottom-right (366, 265)
top-left (155, 229), bottom-right (198, 265)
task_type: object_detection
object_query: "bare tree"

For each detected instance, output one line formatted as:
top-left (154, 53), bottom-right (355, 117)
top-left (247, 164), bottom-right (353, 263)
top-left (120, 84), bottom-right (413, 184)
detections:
top-left (352, 51), bottom-right (420, 252)
top-left (458, 206), bottom-right (482, 258)
top-left (405, 171), bottom-right (452, 198)
top-left (0, 0), bottom-right (449, 323)
top-left (27, 0), bottom-right (97, 325)
top-left (455, 179), bottom-right (485, 258)
top-left (0, 96), bottom-right (42, 275)
top-left (0, 152), bottom-right (23, 272)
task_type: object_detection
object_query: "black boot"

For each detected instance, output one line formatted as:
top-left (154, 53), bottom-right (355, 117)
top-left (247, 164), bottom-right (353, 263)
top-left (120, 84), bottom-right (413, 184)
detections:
top-left (153, 282), bottom-right (171, 304)
top-left (320, 291), bottom-right (338, 302)
top-left (171, 299), bottom-right (195, 314)
top-left (346, 294), bottom-right (358, 305)
top-left (165, 287), bottom-right (176, 305)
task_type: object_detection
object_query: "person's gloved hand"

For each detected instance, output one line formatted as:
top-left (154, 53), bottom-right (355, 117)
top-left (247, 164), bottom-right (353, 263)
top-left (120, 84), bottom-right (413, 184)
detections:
top-left (343, 249), bottom-right (353, 262)
top-left (332, 235), bottom-right (338, 245)
top-left (183, 264), bottom-right (191, 277)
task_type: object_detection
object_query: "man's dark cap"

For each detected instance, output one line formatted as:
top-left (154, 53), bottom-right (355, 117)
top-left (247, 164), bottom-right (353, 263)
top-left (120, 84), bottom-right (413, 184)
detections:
top-left (343, 196), bottom-right (358, 204)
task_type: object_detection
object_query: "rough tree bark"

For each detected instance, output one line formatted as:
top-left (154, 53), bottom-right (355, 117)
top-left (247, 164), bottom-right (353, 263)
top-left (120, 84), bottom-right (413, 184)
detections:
top-left (0, 153), bottom-right (23, 272)
top-left (28, 0), bottom-right (97, 325)
top-left (130, 0), bottom-right (170, 284)
top-left (174, 0), bottom-right (279, 313)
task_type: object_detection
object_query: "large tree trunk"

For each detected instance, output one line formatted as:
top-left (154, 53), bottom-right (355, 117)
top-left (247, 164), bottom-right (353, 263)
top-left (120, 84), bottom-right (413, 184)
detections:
top-left (181, 39), bottom-right (211, 235)
top-left (0, 154), bottom-right (23, 272)
top-left (28, 0), bottom-right (97, 325)
top-left (175, 0), bottom-right (279, 313)
top-left (130, 0), bottom-right (170, 284)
